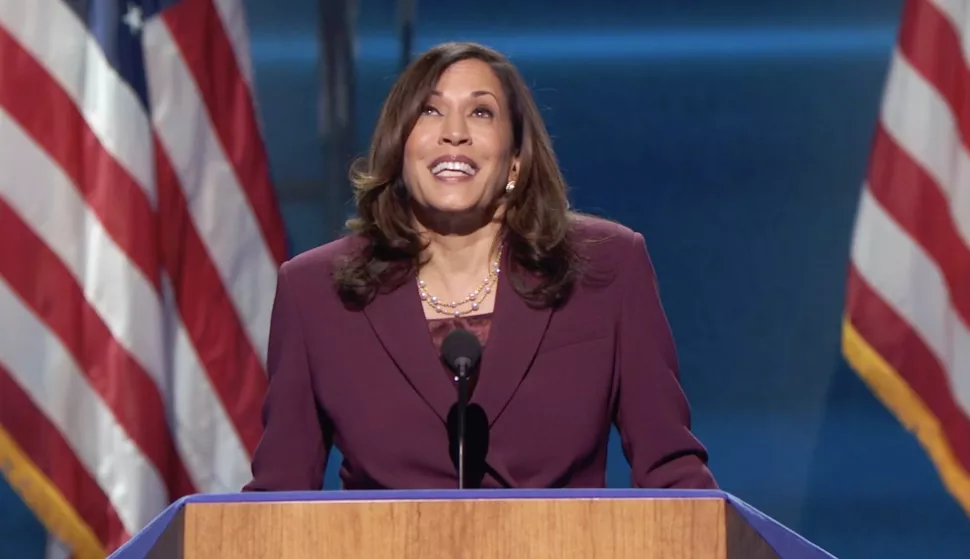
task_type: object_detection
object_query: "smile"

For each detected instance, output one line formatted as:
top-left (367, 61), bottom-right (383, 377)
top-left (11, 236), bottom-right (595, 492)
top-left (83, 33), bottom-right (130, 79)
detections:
top-left (429, 155), bottom-right (479, 180)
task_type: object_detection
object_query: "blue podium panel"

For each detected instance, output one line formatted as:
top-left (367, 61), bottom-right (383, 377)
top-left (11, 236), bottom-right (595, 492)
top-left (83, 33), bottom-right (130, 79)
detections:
top-left (110, 489), bottom-right (836, 559)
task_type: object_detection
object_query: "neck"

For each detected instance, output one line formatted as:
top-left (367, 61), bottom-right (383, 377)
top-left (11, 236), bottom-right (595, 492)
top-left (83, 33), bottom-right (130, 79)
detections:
top-left (419, 220), bottom-right (503, 278)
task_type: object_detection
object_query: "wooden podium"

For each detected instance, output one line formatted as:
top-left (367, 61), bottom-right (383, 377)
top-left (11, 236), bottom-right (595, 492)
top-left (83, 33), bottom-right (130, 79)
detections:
top-left (108, 489), bottom-right (835, 559)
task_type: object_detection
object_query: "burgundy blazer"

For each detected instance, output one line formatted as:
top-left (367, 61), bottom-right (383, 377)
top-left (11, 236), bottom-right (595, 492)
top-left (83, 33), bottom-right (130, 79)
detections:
top-left (244, 216), bottom-right (716, 491)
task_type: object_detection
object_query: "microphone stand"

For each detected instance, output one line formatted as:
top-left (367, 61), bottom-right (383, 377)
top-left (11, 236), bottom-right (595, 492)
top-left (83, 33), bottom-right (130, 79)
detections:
top-left (456, 362), bottom-right (469, 489)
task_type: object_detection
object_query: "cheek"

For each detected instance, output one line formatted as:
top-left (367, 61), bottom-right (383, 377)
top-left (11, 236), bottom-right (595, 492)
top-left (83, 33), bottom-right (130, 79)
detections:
top-left (403, 128), bottom-right (436, 169)
top-left (472, 129), bottom-right (513, 174)
top-left (401, 147), bottom-right (420, 180)
top-left (401, 140), bottom-right (427, 190)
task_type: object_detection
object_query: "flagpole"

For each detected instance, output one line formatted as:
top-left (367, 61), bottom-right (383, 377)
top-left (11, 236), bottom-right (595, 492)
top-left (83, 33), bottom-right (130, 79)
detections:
top-left (398, 0), bottom-right (416, 71)
top-left (316, 0), bottom-right (357, 241)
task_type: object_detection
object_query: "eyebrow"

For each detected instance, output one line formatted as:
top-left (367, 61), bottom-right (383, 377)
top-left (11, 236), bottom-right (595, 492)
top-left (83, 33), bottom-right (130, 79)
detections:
top-left (430, 89), bottom-right (498, 100)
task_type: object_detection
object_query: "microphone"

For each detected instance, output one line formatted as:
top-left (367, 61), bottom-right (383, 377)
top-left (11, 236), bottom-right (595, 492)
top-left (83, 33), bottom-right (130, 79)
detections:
top-left (440, 328), bottom-right (483, 489)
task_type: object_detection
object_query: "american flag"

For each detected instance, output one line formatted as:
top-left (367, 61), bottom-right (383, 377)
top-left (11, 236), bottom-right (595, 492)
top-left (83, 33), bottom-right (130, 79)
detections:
top-left (843, 0), bottom-right (970, 515)
top-left (0, 0), bottom-right (287, 557)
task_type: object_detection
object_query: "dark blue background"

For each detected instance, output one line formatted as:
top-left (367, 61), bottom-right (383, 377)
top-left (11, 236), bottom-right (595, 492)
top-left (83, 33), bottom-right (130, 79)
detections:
top-left (4, 1), bottom-right (969, 557)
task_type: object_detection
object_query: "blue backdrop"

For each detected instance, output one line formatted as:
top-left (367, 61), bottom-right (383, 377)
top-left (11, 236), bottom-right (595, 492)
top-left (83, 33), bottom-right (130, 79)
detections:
top-left (3, 1), bottom-right (969, 557)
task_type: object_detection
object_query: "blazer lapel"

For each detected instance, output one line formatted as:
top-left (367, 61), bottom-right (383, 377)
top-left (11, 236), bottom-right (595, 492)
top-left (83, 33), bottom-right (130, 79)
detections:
top-left (472, 255), bottom-right (553, 427)
top-left (362, 279), bottom-right (455, 424)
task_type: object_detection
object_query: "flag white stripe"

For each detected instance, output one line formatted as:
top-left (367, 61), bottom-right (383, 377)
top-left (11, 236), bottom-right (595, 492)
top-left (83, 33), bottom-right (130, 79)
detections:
top-left (851, 186), bottom-right (970, 411)
top-left (26, 0), bottom-right (255, 494)
top-left (881, 49), bottom-right (970, 248)
top-left (3, 0), bottom-right (256, 494)
top-left (931, 0), bottom-right (970, 68)
top-left (0, 277), bottom-right (167, 535)
top-left (211, 0), bottom-right (255, 88)
top-left (162, 276), bottom-right (252, 493)
top-left (0, 108), bottom-right (169, 403)
top-left (143, 17), bottom-right (277, 366)
top-left (0, 0), bottom-right (271, 549)
top-left (44, 536), bottom-right (71, 559)
top-left (0, 0), bottom-right (156, 207)
top-left (210, 0), bottom-right (266, 136)
top-left (0, 107), bottom-right (249, 496)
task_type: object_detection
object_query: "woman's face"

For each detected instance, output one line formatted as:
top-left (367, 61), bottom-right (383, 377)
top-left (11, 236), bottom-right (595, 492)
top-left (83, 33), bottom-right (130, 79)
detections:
top-left (402, 59), bottom-right (518, 227)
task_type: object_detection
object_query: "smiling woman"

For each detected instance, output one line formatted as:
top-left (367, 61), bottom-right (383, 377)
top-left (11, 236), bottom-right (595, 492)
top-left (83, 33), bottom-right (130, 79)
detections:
top-left (243, 41), bottom-right (717, 492)
top-left (407, 60), bottom-right (512, 219)
top-left (337, 43), bottom-right (577, 316)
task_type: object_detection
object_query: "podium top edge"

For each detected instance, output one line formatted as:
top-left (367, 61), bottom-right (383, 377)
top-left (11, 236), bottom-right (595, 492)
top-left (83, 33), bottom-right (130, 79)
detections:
top-left (175, 488), bottom-right (733, 506)
top-left (111, 489), bottom-right (837, 559)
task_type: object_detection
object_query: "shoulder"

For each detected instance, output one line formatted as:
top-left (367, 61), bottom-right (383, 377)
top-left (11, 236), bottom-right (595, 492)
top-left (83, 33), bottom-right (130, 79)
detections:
top-left (567, 212), bottom-right (649, 286)
top-left (569, 212), bottom-right (641, 249)
top-left (277, 234), bottom-right (367, 292)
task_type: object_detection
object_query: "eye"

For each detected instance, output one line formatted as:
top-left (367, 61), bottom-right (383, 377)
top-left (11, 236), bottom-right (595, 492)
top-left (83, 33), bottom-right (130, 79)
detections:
top-left (422, 104), bottom-right (441, 116)
top-left (472, 106), bottom-right (494, 118)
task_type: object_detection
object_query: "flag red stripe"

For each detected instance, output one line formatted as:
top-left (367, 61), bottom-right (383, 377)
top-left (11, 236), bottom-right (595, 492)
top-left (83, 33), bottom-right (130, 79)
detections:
top-left (898, 0), bottom-right (970, 148)
top-left (154, 139), bottom-right (267, 454)
top-left (161, 0), bottom-right (288, 265)
top-left (0, 25), bottom-right (159, 292)
top-left (0, 199), bottom-right (197, 500)
top-left (0, 363), bottom-right (127, 552)
top-left (846, 265), bottom-right (970, 470)
top-left (867, 124), bottom-right (970, 324)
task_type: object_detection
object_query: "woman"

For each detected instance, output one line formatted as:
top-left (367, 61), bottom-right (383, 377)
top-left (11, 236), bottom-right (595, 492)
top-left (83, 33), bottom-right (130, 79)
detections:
top-left (244, 42), bottom-right (716, 491)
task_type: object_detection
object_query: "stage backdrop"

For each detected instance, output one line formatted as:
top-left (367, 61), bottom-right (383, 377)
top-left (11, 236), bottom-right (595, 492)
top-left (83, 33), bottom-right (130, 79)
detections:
top-left (2, 0), bottom-right (969, 558)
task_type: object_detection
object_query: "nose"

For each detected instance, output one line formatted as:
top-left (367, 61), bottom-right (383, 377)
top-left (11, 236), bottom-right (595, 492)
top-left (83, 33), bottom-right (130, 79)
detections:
top-left (439, 112), bottom-right (470, 146)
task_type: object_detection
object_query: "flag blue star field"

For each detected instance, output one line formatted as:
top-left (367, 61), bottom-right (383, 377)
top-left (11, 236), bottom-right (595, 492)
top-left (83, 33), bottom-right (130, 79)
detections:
top-left (0, 1), bottom-right (287, 556)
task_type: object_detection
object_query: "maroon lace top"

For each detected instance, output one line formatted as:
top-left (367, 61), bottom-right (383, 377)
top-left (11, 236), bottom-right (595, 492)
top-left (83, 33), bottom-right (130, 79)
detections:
top-left (427, 313), bottom-right (493, 396)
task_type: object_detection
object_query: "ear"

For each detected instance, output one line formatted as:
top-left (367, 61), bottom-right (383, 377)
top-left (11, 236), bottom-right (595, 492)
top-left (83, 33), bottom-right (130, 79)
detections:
top-left (508, 157), bottom-right (521, 183)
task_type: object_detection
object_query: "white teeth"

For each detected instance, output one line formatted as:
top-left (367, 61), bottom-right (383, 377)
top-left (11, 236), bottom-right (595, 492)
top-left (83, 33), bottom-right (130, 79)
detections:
top-left (431, 161), bottom-right (477, 176)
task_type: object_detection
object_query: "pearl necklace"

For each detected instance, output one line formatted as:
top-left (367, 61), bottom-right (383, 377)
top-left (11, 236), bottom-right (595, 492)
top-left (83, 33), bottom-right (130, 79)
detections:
top-left (417, 247), bottom-right (502, 318)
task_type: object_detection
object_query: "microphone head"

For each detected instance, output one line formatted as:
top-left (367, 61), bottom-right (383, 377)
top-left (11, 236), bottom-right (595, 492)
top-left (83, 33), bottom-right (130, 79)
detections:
top-left (440, 328), bottom-right (483, 374)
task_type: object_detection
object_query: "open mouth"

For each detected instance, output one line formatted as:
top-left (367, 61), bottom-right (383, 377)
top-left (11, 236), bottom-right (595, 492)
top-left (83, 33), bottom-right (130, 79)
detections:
top-left (429, 155), bottom-right (479, 179)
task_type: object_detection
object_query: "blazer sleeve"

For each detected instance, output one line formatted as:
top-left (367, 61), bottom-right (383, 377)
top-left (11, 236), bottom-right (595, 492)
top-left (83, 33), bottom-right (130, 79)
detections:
top-left (612, 232), bottom-right (717, 489)
top-left (243, 262), bottom-right (332, 491)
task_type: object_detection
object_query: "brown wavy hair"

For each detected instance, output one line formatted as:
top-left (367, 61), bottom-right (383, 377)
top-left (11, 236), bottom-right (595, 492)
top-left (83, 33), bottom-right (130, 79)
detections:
top-left (334, 41), bottom-right (581, 309)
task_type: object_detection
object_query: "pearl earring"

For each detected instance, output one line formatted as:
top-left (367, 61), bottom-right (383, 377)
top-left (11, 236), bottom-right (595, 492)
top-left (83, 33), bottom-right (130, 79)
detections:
top-left (505, 181), bottom-right (516, 193)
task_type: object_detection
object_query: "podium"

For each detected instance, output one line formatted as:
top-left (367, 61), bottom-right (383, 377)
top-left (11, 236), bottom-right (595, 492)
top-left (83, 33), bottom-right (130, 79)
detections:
top-left (108, 489), bottom-right (835, 559)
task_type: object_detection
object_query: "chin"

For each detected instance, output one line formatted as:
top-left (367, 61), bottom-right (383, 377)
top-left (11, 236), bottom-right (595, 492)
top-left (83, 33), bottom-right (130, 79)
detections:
top-left (411, 181), bottom-right (496, 224)
top-left (426, 191), bottom-right (484, 214)
top-left (427, 201), bottom-right (481, 216)
top-left (417, 198), bottom-right (493, 228)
